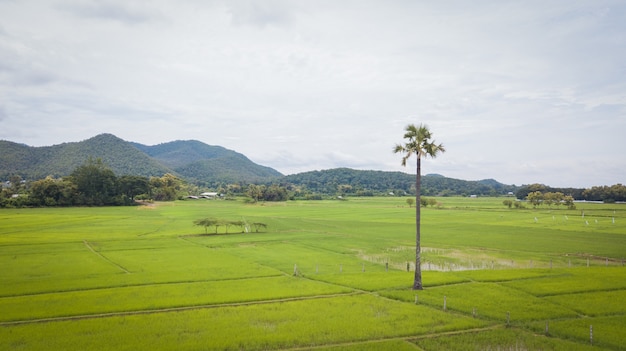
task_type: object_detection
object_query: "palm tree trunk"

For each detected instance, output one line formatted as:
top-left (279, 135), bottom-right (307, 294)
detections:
top-left (413, 156), bottom-right (423, 290)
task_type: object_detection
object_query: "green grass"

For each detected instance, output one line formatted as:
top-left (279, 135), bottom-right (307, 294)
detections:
top-left (309, 271), bottom-right (470, 291)
top-left (315, 339), bottom-right (422, 350)
top-left (413, 327), bottom-right (601, 351)
top-left (529, 315), bottom-right (626, 350)
top-left (503, 267), bottom-right (626, 296)
top-left (0, 295), bottom-right (487, 351)
top-left (1, 197), bottom-right (625, 350)
top-left (382, 281), bottom-right (578, 322)
top-left (544, 290), bottom-right (626, 317)
top-left (0, 276), bottom-right (352, 323)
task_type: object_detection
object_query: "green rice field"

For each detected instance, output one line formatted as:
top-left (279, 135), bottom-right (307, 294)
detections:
top-left (1, 197), bottom-right (625, 350)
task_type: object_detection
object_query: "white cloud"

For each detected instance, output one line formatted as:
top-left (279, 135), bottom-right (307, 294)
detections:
top-left (55, 0), bottom-right (161, 24)
top-left (0, 0), bottom-right (625, 188)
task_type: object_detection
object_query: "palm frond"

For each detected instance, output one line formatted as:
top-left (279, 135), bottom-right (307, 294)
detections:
top-left (394, 123), bottom-right (445, 166)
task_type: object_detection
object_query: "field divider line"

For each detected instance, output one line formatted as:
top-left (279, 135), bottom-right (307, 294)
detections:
top-left (408, 324), bottom-right (509, 342)
top-left (83, 240), bottom-right (130, 274)
top-left (280, 324), bottom-right (504, 351)
top-left (0, 291), bottom-right (363, 327)
top-left (0, 275), bottom-right (288, 299)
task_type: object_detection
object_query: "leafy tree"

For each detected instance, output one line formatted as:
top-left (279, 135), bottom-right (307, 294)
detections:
top-left (28, 176), bottom-right (77, 206)
top-left (563, 195), bottom-right (576, 209)
top-left (262, 184), bottom-right (288, 201)
top-left (226, 183), bottom-right (243, 195)
top-left (119, 175), bottom-right (150, 201)
top-left (246, 184), bottom-right (264, 203)
top-left (526, 191), bottom-right (543, 208)
top-left (8, 175), bottom-right (23, 193)
top-left (545, 192), bottom-right (564, 208)
top-left (0, 186), bottom-right (15, 207)
top-left (502, 199), bottom-right (513, 208)
top-left (69, 158), bottom-right (118, 206)
top-left (406, 198), bottom-right (415, 207)
top-left (149, 173), bottom-right (185, 201)
top-left (516, 183), bottom-right (548, 200)
top-left (225, 220), bottom-right (245, 233)
top-left (194, 218), bottom-right (218, 234)
top-left (394, 123), bottom-right (445, 290)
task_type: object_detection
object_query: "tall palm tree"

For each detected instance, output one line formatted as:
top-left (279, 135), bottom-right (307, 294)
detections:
top-left (394, 124), bottom-right (445, 290)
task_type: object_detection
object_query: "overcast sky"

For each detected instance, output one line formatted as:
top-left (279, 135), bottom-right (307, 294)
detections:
top-left (1, 1), bottom-right (624, 188)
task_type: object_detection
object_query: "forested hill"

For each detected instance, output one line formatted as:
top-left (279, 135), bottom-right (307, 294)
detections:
top-left (131, 140), bottom-right (241, 169)
top-left (132, 140), bottom-right (283, 185)
top-left (2, 134), bottom-right (517, 196)
top-left (282, 168), bottom-right (518, 196)
top-left (0, 134), bottom-right (283, 184)
top-left (0, 134), bottom-right (169, 179)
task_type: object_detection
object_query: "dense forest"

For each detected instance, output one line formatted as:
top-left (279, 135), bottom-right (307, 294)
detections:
top-left (281, 168), bottom-right (519, 197)
top-left (0, 159), bottom-right (188, 208)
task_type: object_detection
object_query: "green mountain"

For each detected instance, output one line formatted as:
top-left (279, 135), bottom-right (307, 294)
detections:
top-left (131, 140), bottom-right (233, 169)
top-left (283, 168), bottom-right (518, 196)
top-left (1, 134), bottom-right (517, 195)
top-left (0, 134), bottom-right (283, 184)
top-left (0, 134), bottom-right (170, 179)
top-left (132, 140), bottom-right (283, 184)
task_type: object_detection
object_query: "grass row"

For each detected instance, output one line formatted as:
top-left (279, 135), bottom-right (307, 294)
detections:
top-left (0, 276), bottom-right (352, 323)
top-left (1, 294), bottom-right (487, 351)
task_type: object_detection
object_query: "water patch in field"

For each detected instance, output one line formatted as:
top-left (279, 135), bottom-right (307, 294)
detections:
top-left (360, 246), bottom-right (519, 272)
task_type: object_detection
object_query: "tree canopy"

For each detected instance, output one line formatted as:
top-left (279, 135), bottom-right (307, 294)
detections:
top-left (1, 159), bottom-right (189, 208)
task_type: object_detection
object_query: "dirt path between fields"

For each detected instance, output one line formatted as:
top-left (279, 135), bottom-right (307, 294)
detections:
top-left (279, 324), bottom-right (505, 350)
top-left (83, 240), bottom-right (130, 274)
top-left (0, 291), bottom-right (361, 326)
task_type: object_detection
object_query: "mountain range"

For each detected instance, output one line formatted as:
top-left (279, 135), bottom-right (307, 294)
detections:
top-left (0, 133), bottom-right (517, 195)
top-left (0, 134), bottom-right (282, 185)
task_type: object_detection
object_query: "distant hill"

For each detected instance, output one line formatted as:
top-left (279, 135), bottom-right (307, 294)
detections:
top-left (283, 168), bottom-right (518, 196)
top-left (131, 140), bottom-right (234, 169)
top-left (132, 140), bottom-right (283, 184)
top-left (1, 134), bottom-right (518, 195)
top-left (0, 134), bottom-right (169, 179)
top-left (0, 134), bottom-right (283, 184)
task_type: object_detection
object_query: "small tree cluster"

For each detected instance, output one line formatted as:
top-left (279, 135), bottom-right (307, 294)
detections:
top-left (194, 218), bottom-right (267, 234)
top-left (420, 197), bottom-right (438, 207)
top-left (245, 184), bottom-right (289, 202)
top-left (526, 191), bottom-right (575, 209)
top-left (503, 199), bottom-right (525, 209)
top-left (148, 173), bottom-right (188, 201)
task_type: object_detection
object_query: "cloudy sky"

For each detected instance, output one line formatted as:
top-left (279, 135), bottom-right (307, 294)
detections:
top-left (1, 1), bottom-right (624, 188)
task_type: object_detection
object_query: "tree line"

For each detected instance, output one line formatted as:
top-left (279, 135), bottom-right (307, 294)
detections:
top-left (503, 192), bottom-right (576, 210)
top-left (281, 168), bottom-right (519, 197)
top-left (3, 158), bottom-right (623, 208)
top-left (516, 183), bottom-right (626, 203)
top-left (0, 158), bottom-right (188, 207)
